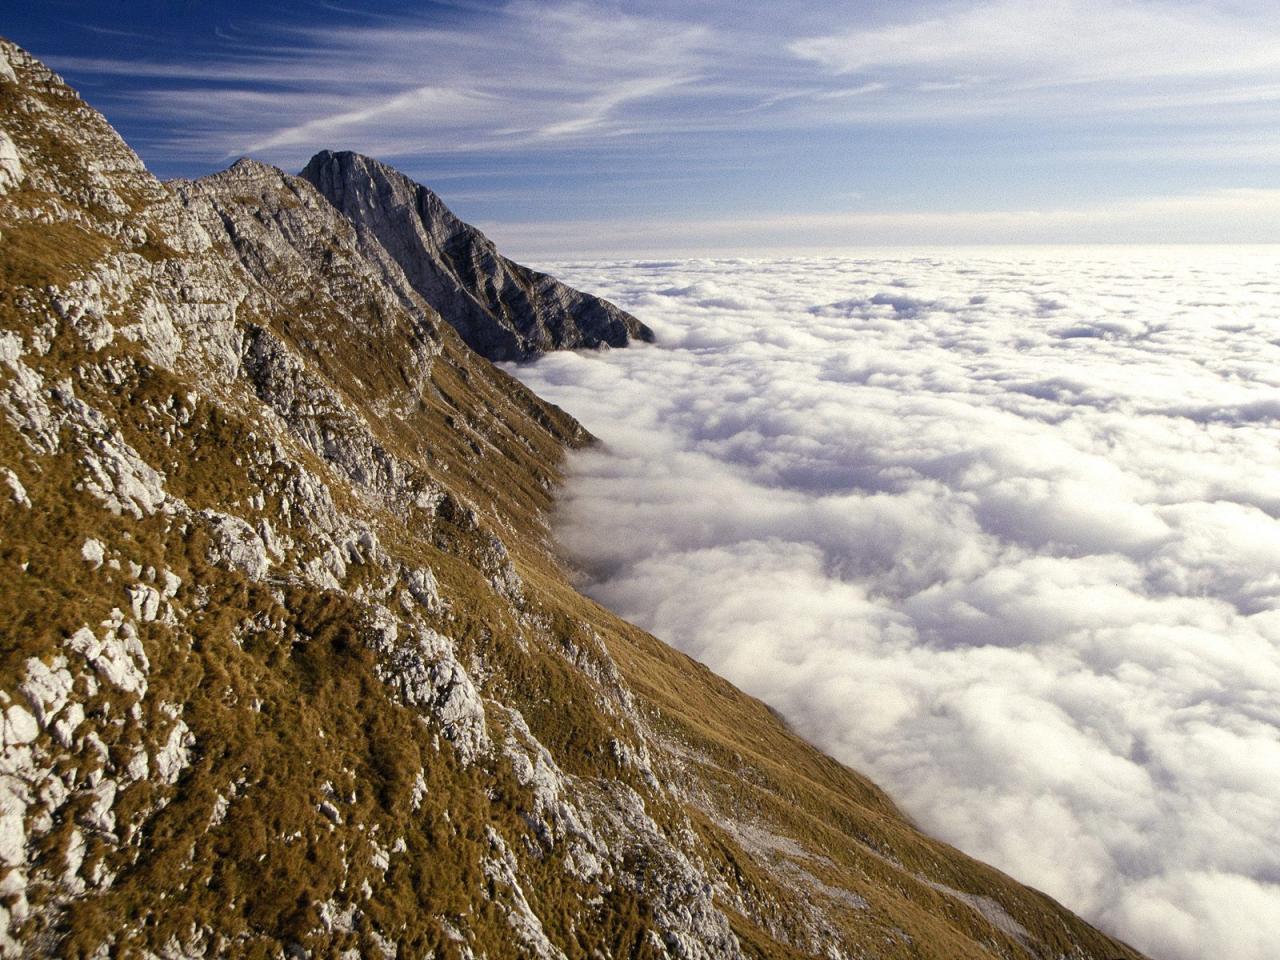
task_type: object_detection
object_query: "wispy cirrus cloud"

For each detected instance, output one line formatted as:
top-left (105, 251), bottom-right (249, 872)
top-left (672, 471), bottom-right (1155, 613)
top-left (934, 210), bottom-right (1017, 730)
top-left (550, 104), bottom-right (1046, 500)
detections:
top-left (23, 0), bottom-right (1280, 245)
top-left (57, 0), bottom-right (1280, 162)
top-left (239, 86), bottom-right (503, 154)
top-left (54, 1), bottom-right (718, 167)
top-left (776, 0), bottom-right (1280, 132)
top-left (791, 0), bottom-right (1280, 86)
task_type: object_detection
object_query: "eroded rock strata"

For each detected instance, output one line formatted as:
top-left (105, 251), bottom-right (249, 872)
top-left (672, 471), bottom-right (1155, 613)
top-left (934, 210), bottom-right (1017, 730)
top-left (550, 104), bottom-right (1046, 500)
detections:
top-left (0, 38), bottom-right (1143, 960)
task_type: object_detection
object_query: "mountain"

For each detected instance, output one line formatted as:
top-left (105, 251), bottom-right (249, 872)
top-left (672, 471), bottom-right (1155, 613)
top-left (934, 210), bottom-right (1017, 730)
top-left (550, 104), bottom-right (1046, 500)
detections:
top-left (299, 150), bottom-right (653, 361)
top-left (0, 38), bottom-right (1144, 960)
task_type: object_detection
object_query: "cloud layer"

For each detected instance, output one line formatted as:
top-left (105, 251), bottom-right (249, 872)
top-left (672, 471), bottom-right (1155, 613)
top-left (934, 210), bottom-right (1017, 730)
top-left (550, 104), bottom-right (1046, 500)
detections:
top-left (506, 249), bottom-right (1280, 960)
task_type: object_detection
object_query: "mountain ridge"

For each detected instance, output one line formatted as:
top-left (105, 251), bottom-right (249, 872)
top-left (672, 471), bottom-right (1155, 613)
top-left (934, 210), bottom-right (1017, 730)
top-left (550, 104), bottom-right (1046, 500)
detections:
top-left (0, 37), bottom-right (1145, 960)
top-left (299, 149), bottom-right (653, 362)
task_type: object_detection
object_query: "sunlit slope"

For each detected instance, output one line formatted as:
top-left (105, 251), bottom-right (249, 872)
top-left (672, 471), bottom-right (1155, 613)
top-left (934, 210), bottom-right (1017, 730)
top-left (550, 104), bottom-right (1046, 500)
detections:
top-left (0, 38), bottom-right (1143, 959)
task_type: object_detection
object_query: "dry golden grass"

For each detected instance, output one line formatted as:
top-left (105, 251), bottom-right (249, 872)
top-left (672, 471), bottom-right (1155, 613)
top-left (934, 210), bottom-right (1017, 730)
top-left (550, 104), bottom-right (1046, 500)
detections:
top-left (0, 37), bottom-right (1147, 957)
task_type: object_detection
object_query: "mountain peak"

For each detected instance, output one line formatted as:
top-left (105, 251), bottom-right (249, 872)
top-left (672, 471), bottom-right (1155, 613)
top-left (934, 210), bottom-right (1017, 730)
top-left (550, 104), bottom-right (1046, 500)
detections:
top-left (300, 149), bottom-right (654, 361)
top-left (226, 156), bottom-right (285, 176)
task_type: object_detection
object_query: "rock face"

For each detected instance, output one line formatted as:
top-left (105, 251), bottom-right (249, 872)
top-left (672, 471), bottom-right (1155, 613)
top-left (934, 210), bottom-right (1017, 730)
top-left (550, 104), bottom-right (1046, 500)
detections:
top-left (0, 131), bottom-right (21, 194)
top-left (301, 149), bottom-right (654, 361)
top-left (0, 36), bottom-right (1146, 960)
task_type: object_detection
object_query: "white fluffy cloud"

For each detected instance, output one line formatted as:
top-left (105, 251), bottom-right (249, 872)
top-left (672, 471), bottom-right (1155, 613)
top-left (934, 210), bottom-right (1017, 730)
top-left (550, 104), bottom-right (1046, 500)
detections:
top-left (506, 249), bottom-right (1280, 960)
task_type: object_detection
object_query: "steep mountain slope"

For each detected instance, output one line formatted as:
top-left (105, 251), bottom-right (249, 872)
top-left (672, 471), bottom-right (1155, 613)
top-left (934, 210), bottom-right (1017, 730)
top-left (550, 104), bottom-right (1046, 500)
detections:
top-left (0, 38), bottom-right (1144, 960)
top-left (300, 150), bottom-right (653, 362)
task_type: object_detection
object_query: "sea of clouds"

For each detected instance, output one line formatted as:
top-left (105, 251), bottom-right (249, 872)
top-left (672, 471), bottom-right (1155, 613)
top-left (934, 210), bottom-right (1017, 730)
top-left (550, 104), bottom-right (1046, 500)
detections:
top-left (505, 248), bottom-right (1280, 960)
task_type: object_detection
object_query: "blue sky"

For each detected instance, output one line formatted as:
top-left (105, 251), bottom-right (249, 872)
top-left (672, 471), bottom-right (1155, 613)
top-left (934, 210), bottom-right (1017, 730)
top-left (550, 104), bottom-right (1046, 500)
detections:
top-left (8, 1), bottom-right (1280, 254)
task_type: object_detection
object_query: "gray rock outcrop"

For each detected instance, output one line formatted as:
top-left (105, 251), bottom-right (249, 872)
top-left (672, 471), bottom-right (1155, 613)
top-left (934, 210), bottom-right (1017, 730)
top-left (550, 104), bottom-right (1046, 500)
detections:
top-left (0, 131), bottom-right (22, 194)
top-left (300, 150), bottom-right (654, 361)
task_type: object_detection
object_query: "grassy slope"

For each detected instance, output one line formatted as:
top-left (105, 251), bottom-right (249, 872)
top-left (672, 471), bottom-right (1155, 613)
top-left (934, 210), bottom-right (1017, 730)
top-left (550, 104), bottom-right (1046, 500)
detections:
top-left (0, 37), bottom-right (1146, 960)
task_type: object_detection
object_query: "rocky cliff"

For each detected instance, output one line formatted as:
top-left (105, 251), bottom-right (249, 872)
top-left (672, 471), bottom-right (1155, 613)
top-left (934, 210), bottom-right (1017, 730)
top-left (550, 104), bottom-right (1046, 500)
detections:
top-left (300, 150), bottom-right (653, 362)
top-left (0, 38), bottom-right (1144, 960)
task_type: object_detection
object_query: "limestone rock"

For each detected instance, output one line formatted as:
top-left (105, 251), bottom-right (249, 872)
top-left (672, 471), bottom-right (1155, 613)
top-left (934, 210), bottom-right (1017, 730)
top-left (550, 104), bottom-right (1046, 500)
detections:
top-left (2, 706), bottom-right (38, 749)
top-left (200, 510), bottom-right (269, 580)
top-left (0, 131), bottom-right (22, 194)
top-left (369, 625), bottom-right (490, 764)
top-left (19, 657), bottom-right (74, 729)
top-left (128, 584), bottom-right (161, 623)
top-left (3, 469), bottom-right (28, 509)
top-left (0, 808), bottom-right (24, 868)
top-left (81, 538), bottom-right (105, 568)
top-left (153, 716), bottom-right (193, 785)
top-left (402, 566), bottom-right (442, 612)
top-left (66, 618), bottom-right (149, 697)
top-left (0, 44), bottom-right (16, 84)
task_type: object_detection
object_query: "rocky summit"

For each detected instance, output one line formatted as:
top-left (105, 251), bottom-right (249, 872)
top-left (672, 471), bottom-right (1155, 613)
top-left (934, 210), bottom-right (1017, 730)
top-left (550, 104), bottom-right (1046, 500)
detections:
top-left (0, 37), bottom-right (1144, 960)
top-left (300, 150), bottom-right (653, 362)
